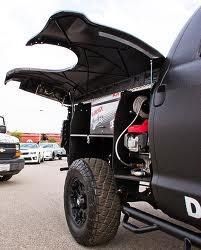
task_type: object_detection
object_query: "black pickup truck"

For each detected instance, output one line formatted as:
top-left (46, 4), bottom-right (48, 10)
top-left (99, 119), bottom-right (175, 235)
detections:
top-left (0, 116), bottom-right (24, 181)
top-left (5, 7), bottom-right (201, 249)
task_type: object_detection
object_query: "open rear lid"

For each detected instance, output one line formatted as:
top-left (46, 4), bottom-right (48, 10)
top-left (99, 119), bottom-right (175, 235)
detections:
top-left (5, 11), bottom-right (164, 104)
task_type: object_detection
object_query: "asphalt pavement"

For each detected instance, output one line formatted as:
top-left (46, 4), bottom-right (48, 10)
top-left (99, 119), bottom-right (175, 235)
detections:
top-left (0, 159), bottom-right (199, 249)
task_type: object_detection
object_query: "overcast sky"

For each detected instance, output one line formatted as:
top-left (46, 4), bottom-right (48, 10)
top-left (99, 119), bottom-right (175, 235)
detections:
top-left (0, 0), bottom-right (200, 133)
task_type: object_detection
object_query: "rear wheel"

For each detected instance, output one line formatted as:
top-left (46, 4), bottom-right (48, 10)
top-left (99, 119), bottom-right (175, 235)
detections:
top-left (64, 158), bottom-right (121, 246)
top-left (0, 175), bottom-right (13, 181)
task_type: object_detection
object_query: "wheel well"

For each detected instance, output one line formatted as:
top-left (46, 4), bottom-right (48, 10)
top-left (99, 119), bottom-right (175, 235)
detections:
top-left (68, 137), bottom-right (113, 165)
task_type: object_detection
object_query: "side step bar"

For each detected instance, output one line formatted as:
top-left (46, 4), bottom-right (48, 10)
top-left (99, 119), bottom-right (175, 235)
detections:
top-left (122, 205), bottom-right (201, 249)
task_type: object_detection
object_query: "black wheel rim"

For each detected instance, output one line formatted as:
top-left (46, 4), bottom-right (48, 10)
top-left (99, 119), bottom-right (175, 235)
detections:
top-left (70, 177), bottom-right (87, 226)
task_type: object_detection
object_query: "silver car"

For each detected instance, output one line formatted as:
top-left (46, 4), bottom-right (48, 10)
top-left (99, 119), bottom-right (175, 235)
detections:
top-left (39, 143), bottom-right (62, 161)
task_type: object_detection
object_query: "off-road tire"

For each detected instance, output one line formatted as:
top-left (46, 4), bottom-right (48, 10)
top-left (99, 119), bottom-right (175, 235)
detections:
top-left (64, 158), bottom-right (121, 246)
top-left (0, 175), bottom-right (13, 181)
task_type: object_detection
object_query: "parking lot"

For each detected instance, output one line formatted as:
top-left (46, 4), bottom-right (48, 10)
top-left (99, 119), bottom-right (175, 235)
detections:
top-left (0, 159), bottom-right (198, 250)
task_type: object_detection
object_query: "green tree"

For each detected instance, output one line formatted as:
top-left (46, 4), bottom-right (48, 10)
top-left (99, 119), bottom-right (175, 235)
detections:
top-left (10, 131), bottom-right (23, 141)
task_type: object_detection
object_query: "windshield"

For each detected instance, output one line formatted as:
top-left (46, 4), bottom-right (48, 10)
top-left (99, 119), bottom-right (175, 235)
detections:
top-left (20, 143), bottom-right (38, 149)
top-left (40, 143), bottom-right (53, 148)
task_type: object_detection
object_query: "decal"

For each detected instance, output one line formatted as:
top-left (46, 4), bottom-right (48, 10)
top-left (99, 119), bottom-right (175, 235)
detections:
top-left (92, 106), bottom-right (103, 117)
top-left (185, 196), bottom-right (201, 219)
top-left (90, 100), bottom-right (119, 134)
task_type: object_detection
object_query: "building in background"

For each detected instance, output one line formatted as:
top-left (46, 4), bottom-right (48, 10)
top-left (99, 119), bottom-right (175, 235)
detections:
top-left (20, 133), bottom-right (61, 144)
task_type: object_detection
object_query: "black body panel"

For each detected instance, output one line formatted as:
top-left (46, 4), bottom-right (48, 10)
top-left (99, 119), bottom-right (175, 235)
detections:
top-left (150, 8), bottom-right (201, 230)
top-left (5, 11), bottom-right (163, 104)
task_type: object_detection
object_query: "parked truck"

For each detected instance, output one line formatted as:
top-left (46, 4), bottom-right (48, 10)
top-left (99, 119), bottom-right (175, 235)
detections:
top-left (0, 116), bottom-right (24, 181)
top-left (5, 7), bottom-right (201, 249)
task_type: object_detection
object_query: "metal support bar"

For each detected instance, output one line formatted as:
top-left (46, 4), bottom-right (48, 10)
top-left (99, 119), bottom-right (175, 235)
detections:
top-left (122, 205), bottom-right (201, 249)
top-left (69, 69), bottom-right (127, 77)
top-left (60, 167), bottom-right (69, 171)
top-left (75, 45), bottom-right (124, 71)
top-left (35, 84), bottom-right (40, 94)
top-left (70, 134), bottom-right (113, 138)
top-left (62, 71), bottom-right (85, 94)
top-left (117, 49), bottom-right (129, 77)
top-left (114, 174), bottom-right (151, 182)
top-left (150, 59), bottom-right (153, 85)
top-left (123, 212), bottom-right (158, 234)
top-left (83, 48), bottom-right (89, 92)
top-left (184, 238), bottom-right (192, 250)
top-left (55, 20), bottom-right (71, 46)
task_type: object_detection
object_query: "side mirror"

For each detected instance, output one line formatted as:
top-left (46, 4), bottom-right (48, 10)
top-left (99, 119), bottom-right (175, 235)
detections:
top-left (0, 125), bottom-right (6, 133)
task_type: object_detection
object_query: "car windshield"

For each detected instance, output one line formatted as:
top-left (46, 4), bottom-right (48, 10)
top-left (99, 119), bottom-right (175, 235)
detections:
top-left (20, 143), bottom-right (38, 149)
top-left (40, 144), bottom-right (53, 148)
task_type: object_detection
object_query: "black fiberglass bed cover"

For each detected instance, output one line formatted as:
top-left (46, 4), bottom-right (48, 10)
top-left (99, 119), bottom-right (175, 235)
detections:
top-left (5, 11), bottom-right (164, 104)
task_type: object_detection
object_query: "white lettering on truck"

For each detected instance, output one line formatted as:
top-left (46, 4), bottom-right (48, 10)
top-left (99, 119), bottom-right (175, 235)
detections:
top-left (185, 196), bottom-right (201, 219)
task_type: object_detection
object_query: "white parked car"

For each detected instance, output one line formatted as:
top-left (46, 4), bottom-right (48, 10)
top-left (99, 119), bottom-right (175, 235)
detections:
top-left (61, 147), bottom-right (66, 156)
top-left (40, 143), bottom-right (63, 161)
top-left (20, 143), bottom-right (44, 164)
